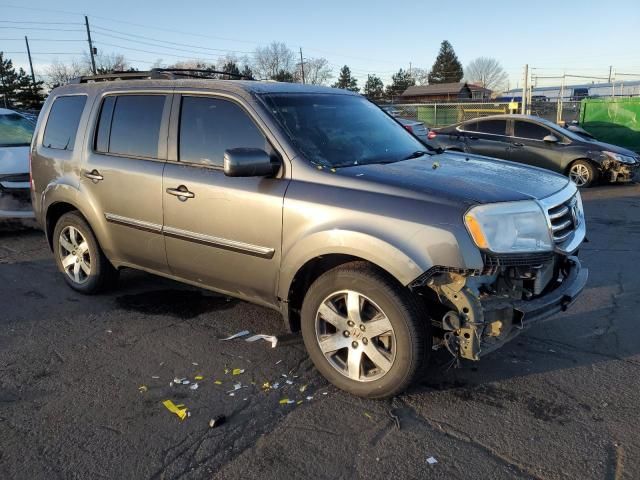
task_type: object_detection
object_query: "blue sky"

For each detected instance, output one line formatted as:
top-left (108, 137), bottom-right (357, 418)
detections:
top-left (2, 0), bottom-right (639, 90)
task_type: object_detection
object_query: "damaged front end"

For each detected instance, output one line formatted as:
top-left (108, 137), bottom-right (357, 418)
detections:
top-left (589, 150), bottom-right (639, 183)
top-left (412, 183), bottom-right (588, 361)
top-left (413, 254), bottom-right (587, 360)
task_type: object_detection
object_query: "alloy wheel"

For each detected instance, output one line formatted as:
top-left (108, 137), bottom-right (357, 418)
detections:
top-left (569, 163), bottom-right (590, 187)
top-left (315, 290), bottom-right (396, 382)
top-left (58, 226), bottom-right (92, 284)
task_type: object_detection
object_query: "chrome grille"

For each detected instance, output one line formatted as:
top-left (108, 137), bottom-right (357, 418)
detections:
top-left (547, 195), bottom-right (577, 243)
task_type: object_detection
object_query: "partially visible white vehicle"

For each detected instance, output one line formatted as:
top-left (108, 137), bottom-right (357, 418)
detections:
top-left (0, 108), bottom-right (35, 219)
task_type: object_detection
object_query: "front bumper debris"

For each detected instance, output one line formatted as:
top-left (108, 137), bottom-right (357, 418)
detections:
top-left (424, 255), bottom-right (588, 361)
top-left (602, 161), bottom-right (639, 183)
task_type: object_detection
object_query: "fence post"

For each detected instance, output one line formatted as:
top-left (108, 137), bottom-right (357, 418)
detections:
top-left (434, 103), bottom-right (437, 126)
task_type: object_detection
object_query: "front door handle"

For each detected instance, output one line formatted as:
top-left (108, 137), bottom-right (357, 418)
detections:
top-left (511, 142), bottom-right (524, 147)
top-left (166, 185), bottom-right (195, 201)
top-left (83, 169), bottom-right (104, 183)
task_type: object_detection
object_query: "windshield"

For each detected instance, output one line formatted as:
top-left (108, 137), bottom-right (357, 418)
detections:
top-left (0, 113), bottom-right (35, 147)
top-left (261, 93), bottom-right (429, 168)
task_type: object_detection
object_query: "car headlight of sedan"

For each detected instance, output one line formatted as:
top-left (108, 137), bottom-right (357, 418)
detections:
top-left (464, 201), bottom-right (553, 253)
top-left (602, 151), bottom-right (637, 165)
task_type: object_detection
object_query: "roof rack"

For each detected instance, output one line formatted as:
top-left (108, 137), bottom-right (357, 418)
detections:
top-left (68, 68), bottom-right (254, 84)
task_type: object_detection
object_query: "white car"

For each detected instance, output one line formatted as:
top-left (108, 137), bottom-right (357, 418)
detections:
top-left (0, 108), bottom-right (35, 218)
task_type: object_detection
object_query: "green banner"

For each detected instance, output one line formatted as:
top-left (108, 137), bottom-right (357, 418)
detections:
top-left (580, 97), bottom-right (640, 153)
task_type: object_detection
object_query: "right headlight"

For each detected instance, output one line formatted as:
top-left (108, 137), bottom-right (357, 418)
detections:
top-left (602, 151), bottom-right (637, 165)
top-left (464, 200), bottom-right (553, 253)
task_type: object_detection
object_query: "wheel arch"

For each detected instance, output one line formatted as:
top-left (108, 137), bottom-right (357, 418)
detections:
top-left (278, 231), bottom-right (431, 332)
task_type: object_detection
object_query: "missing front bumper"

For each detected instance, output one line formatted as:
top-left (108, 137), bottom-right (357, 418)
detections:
top-left (428, 256), bottom-right (588, 361)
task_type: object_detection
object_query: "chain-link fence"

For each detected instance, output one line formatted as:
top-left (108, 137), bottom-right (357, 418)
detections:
top-left (385, 101), bottom-right (583, 128)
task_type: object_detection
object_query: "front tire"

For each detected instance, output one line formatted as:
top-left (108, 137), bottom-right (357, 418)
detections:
top-left (52, 211), bottom-right (118, 294)
top-left (301, 262), bottom-right (429, 399)
top-left (568, 159), bottom-right (598, 188)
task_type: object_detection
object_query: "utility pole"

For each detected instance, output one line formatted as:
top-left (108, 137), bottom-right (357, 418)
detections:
top-left (299, 48), bottom-right (305, 84)
top-left (608, 65), bottom-right (612, 83)
top-left (24, 36), bottom-right (37, 96)
top-left (85, 15), bottom-right (97, 75)
top-left (521, 64), bottom-right (528, 115)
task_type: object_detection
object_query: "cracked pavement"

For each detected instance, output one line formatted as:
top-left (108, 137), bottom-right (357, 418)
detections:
top-left (1, 184), bottom-right (639, 479)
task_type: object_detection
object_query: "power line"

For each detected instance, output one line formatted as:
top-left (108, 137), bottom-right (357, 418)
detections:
top-left (91, 25), bottom-right (254, 54)
top-left (0, 20), bottom-right (82, 25)
top-left (0, 37), bottom-right (84, 41)
top-left (0, 26), bottom-right (84, 31)
top-left (90, 40), bottom-right (238, 62)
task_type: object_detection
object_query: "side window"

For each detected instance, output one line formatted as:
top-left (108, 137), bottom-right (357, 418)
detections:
top-left (462, 120), bottom-right (479, 132)
top-left (43, 95), bottom-right (86, 150)
top-left (514, 121), bottom-right (552, 141)
top-left (179, 96), bottom-right (267, 167)
top-left (475, 119), bottom-right (507, 136)
top-left (95, 95), bottom-right (165, 158)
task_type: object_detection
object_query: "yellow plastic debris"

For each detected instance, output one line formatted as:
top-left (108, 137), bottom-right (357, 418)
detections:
top-left (297, 400), bottom-right (303, 405)
top-left (138, 385), bottom-right (148, 393)
top-left (194, 375), bottom-right (204, 381)
top-left (279, 398), bottom-right (294, 405)
top-left (232, 368), bottom-right (245, 375)
top-left (214, 380), bottom-right (222, 385)
top-left (299, 384), bottom-right (308, 393)
top-left (224, 368), bottom-right (230, 375)
top-left (262, 382), bottom-right (271, 390)
top-left (162, 400), bottom-right (188, 421)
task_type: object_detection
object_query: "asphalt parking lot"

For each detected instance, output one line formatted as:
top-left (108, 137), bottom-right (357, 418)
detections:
top-left (1, 184), bottom-right (639, 480)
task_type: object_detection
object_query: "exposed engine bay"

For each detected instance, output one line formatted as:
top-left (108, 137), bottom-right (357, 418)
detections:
top-left (414, 254), bottom-right (587, 361)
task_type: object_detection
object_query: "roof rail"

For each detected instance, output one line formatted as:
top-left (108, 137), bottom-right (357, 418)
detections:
top-left (68, 68), bottom-right (253, 84)
top-left (152, 68), bottom-right (253, 80)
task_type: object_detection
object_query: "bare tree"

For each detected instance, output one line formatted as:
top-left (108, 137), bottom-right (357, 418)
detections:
top-left (465, 57), bottom-right (508, 91)
top-left (45, 58), bottom-right (88, 87)
top-left (297, 57), bottom-right (332, 85)
top-left (83, 52), bottom-right (131, 73)
top-left (253, 42), bottom-right (295, 80)
top-left (410, 67), bottom-right (430, 86)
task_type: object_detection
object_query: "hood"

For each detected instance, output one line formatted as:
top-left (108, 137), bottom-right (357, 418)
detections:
top-left (0, 145), bottom-right (30, 175)
top-left (336, 151), bottom-right (569, 204)
top-left (584, 139), bottom-right (638, 158)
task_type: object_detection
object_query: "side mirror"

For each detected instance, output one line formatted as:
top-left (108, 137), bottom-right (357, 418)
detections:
top-left (224, 148), bottom-right (276, 177)
top-left (543, 134), bottom-right (559, 143)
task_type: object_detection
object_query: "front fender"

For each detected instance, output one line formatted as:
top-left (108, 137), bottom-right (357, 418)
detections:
top-left (277, 225), bottom-right (478, 301)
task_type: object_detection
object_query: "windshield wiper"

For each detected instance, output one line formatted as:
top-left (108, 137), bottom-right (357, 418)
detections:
top-left (402, 150), bottom-right (430, 160)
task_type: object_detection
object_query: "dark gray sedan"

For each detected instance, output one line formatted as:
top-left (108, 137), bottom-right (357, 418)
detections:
top-left (428, 114), bottom-right (639, 187)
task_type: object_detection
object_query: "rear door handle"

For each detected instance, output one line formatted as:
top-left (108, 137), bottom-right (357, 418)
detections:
top-left (166, 185), bottom-right (195, 201)
top-left (511, 142), bottom-right (524, 147)
top-left (83, 169), bottom-right (104, 182)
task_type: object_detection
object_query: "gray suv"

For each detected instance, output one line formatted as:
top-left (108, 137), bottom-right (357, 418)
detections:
top-left (30, 71), bottom-right (588, 398)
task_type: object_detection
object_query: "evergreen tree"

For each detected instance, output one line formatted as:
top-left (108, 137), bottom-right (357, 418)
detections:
top-left (0, 53), bottom-right (44, 109)
top-left (385, 68), bottom-right (415, 98)
top-left (428, 40), bottom-right (463, 84)
top-left (332, 65), bottom-right (359, 92)
top-left (271, 69), bottom-right (295, 82)
top-left (363, 74), bottom-right (384, 99)
top-left (221, 60), bottom-right (241, 79)
top-left (240, 65), bottom-right (254, 79)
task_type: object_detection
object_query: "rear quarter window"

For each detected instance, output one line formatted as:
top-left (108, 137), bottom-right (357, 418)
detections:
top-left (42, 95), bottom-right (87, 150)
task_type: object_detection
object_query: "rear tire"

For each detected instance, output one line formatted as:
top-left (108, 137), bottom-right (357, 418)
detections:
top-left (301, 262), bottom-right (429, 399)
top-left (52, 211), bottom-right (118, 294)
top-left (568, 159), bottom-right (598, 188)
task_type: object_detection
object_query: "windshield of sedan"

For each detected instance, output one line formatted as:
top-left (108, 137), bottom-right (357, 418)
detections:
top-left (261, 93), bottom-right (430, 168)
top-left (0, 113), bottom-right (35, 147)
